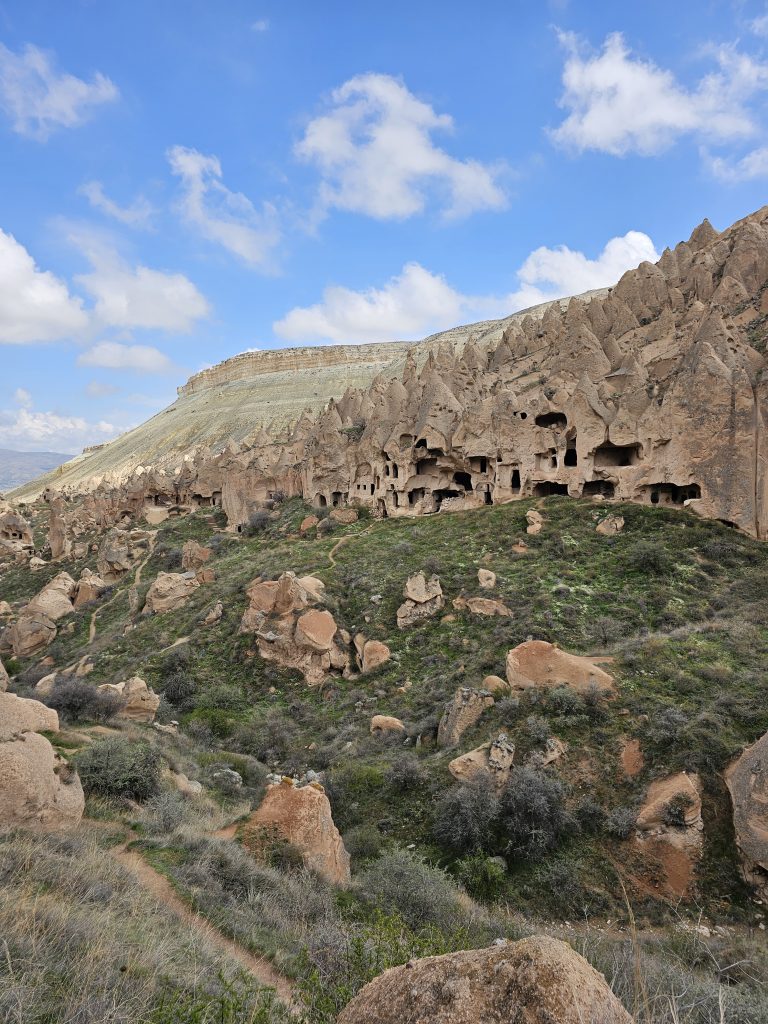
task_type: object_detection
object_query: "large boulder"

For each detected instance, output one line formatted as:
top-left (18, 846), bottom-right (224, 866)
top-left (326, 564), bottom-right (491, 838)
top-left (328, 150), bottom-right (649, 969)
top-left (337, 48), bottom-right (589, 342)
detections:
top-left (370, 715), bottom-right (405, 736)
top-left (0, 691), bottom-right (84, 832)
top-left (295, 609), bottom-right (338, 652)
top-left (181, 539), bottom-right (212, 571)
top-left (437, 688), bottom-right (495, 748)
top-left (97, 676), bottom-right (159, 723)
top-left (397, 572), bottom-right (444, 629)
top-left (449, 733), bottom-right (515, 791)
top-left (73, 568), bottom-right (108, 608)
top-left (337, 935), bottom-right (634, 1024)
top-left (506, 641), bottom-right (615, 695)
top-left (143, 572), bottom-right (201, 614)
top-left (454, 596), bottom-right (511, 617)
top-left (0, 655), bottom-right (8, 691)
top-left (725, 731), bottom-right (768, 899)
top-left (26, 572), bottom-right (76, 621)
top-left (354, 634), bottom-right (391, 674)
top-left (242, 779), bottom-right (350, 886)
top-left (5, 611), bottom-right (57, 658)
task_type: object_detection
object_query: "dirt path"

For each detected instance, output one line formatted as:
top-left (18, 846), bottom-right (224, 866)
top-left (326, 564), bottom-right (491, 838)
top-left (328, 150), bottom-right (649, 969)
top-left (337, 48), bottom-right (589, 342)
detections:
top-left (88, 533), bottom-right (158, 644)
top-left (327, 521), bottom-right (377, 566)
top-left (112, 837), bottom-right (299, 1012)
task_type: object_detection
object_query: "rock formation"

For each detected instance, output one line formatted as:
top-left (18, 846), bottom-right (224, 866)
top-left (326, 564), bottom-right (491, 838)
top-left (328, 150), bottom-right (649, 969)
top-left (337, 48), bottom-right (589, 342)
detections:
top-left (437, 688), bottom-right (495, 748)
top-left (337, 935), bottom-right (634, 1024)
top-left (725, 730), bottom-right (768, 899)
top-left (0, 656), bottom-right (8, 691)
top-left (397, 572), bottom-right (445, 628)
top-left (181, 539), bottom-right (211, 570)
top-left (449, 732), bottom-right (515, 790)
top-left (143, 572), bottom-right (201, 614)
top-left (506, 640), bottom-right (615, 694)
top-left (73, 568), bottom-right (107, 608)
top-left (634, 772), bottom-right (703, 899)
top-left (242, 777), bottom-right (351, 885)
top-left (97, 676), bottom-right (159, 722)
top-left (370, 714), bottom-right (406, 735)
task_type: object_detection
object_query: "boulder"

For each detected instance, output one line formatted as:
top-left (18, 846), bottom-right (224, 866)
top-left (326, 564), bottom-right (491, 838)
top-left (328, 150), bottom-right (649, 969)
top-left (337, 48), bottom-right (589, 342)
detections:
top-left (370, 715), bottom-right (406, 735)
top-left (35, 672), bottom-right (58, 698)
top-left (98, 676), bottom-right (159, 723)
top-left (0, 600), bottom-right (12, 616)
top-left (359, 638), bottom-right (391, 674)
top-left (330, 508), bottom-right (358, 525)
top-left (202, 600), bottom-right (223, 626)
top-left (181, 539), bottom-right (212, 571)
top-left (242, 779), bottom-right (351, 886)
top-left (73, 568), bottom-right (108, 608)
top-left (337, 935), bottom-right (634, 1024)
top-left (506, 640), bottom-right (615, 694)
top-left (477, 568), bottom-right (496, 589)
top-left (634, 772), bottom-right (703, 899)
top-left (449, 733), bottom-right (515, 791)
top-left (397, 572), bottom-right (444, 629)
top-left (481, 674), bottom-right (509, 693)
top-left (0, 691), bottom-right (59, 737)
top-left (454, 596), bottom-right (511, 617)
top-left (526, 509), bottom-right (543, 535)
top-left (596, 514), bottom-right (625, 536)
top-left (299, 514), bottom-right (319, 532)
top-left (6, 611), bottom-right (57, 658)
top-left (143, 572), bottom-right (200, 614)
top-left (26, 572), bottom-right (76, 621)
top-left (0, 656), bottom-right (8, 691)
top-left (0, 731), bottom-right (84, 832)
top-left (437, 688), bottom-right (495, 748)
top-left (295, 609), bottom-right (338, 652)
top-left (725, 730), bottom-right (768, 899)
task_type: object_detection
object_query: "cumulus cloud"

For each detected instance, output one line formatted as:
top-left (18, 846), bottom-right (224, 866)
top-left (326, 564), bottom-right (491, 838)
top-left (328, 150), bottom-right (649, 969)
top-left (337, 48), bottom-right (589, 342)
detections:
top-left (705, 145), bottom-right (768, 182)
top-left (79, 181), bottom-right (154, 228)
top-left (0, 228), bottom-right (89, 344)
top-left (251, 19), bottom-right (269, 32)
top-left (750, 12), bottom-right (768, 37)
top-left (168, 145), bottom-right (281, 267)
top-left (13, 387), bottom-right (32, 407)
top-left (73, 234), bottom-right (210, 333)
top-left (0, 42), bottom-right (118, 140)
top-left (274, 229), bottom-right (657, 344)
top-left (78, 341), bottom-right (175, 374)
top-left (551, 31), bottom-right (768, 156)
top-left (295, 73), bottom-right (506, 220)
top-left (0, 405), bottom-right (119, 453)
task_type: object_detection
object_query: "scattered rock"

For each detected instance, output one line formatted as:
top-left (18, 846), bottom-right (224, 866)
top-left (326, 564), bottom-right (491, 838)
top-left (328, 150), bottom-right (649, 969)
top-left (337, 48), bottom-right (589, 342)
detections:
top-left (477, 568), bottom-right (496, 589)
top-left (449, 733), bottom-right (515, 791)
top-left (537, 736), bottom-right (567, 767)
top-left (35, 672), bottom-right (58, 698)
top-left (300, 514), bottom-right (319, 533)
top-left (454, 595), bottom-right (511, 617)
top-left (0, 691), bottom-right (59, 735)
top-left (596, 514), bottom-right (625, 536)
top-left (181, 539), bottom-right (212, 571)
top-left (437, 688), bottom-right (495, 748)
top-left (397, 572), bottom-right (444, 628)
top-left (5, 611), bottom-right (57, 658)
top-left (355, 635), bottom-right (391, 674)
top-left (97, 676), bottom-right (159, 723)
top-left (202, 600), bottom-right (223, 626)
top-left (481, 674), bottom-right (508, 693)
top-left (330, 508), bottom-right (358, 525)
top-left (143, 572), bottom-right (201, 614)
top-left (370, 715), bottom-right (406, 735)
top-left (506, 640), bottom-right (615, 695)
top-left (242, 778), bottom-right (351, 886)
top-left (337, 935), bottom-right (634, 1024)
top-left (526, 509), bottom-right (543, 535)
top-left (73, 568), bottom-right (107, 608)
top-left (725, 731), bottom-right (768, 899)
top-left (0, 600), bottom-right (12, 616)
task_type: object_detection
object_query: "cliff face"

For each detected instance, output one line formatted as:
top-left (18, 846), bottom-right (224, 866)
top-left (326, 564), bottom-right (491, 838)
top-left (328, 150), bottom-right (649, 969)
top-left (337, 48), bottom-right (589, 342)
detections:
top-left (15, 207), bottom-right (768, 541)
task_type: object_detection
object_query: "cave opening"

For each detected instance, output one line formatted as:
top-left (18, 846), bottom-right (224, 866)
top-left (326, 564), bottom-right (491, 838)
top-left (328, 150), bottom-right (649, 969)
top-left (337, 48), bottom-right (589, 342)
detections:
top-left (564, 445), bottom-right (578, 467)
top-left (535, 412), bottom-right (568, 429)
top-left (453, 471), bottom-right (473, 490)
top-left (583, 480), bottom-right (615, 498)
top-left (533, 482), bottom-right (569, 497)
top-left (593, 442), bottom-right (642, 468)
top-left (511, 469), bottom-right (521, 493)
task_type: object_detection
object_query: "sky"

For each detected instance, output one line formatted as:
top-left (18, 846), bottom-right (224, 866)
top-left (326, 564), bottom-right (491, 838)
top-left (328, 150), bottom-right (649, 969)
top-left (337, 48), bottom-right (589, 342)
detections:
top-left (2, 1), bottom-right (768, 453)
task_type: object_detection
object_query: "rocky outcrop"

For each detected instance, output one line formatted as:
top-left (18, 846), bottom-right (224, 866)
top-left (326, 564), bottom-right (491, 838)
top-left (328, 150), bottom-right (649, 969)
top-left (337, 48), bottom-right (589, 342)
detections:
top-left (242, 778), bottom-right (350, 885)
top-left (0, 656), bottom-right (8, 691)
top-left (26, 572), bottom-right (76, 621)
top-left (0, 692), bottom-right (84, 832)
top-left (506, 640), bottom-right (615, 694)
top-left (526, 509), bottom-right (544, 535)
top-left (596, 513), bottom-right (625, 536)
top-left (725, 731), bottom-right (768, 899)
top-left (97, 676), bottom-right (159, 722)
top-left (477, 568), bottom-right (496, 589)
top-left (453, 595), bottom-right (511, 617)
top-left (370, 714), bottom-right (405, 735)
top-left (143, 572), bottom-right (201, 614)
top-left (354, 635), bottom-right (391, 674)
top-left (449, 732), bottom-right (515, 790)
top-left (337, 935), bottom-right (634, 1024)
top-left (437, 688), bottom-right (495, 748)
top-left (181, 539), bottom-right (211, 570)
top-left (97, 528), bottom-right (152, 584)
top-left (202, 600), bottom-right (223, 626)
top-left (0, 500), bottom-right (34, 561)
top-left (634, 772), bottom-right (703, 899)
top-left (3, 610), bottom-right (57, 658)
top-left (73, 568), bottom-right (108, 608)
top-left (397, 572), bottom-right (444, 628)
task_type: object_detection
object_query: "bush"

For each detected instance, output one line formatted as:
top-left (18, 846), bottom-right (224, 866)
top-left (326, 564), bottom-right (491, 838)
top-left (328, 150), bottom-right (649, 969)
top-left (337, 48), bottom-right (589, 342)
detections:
top-left (140, 792), bottom-right (190, 834)
top-left (343, 824), bottom-right (384, 865)
top-left (162, 669), bottom-right (197, 709)
top-left (45, 676), bottom-right (124, 723)
top-left (624, 539), bottom-right (671, 574)
top-left (498, 767), bottom-right (574, 861)
top-left (74, 737), bottom-right (162, 802)
top-left (385, 754), bottom-right (426, 792)
top-left (604, 806), bottom-right (636, 840)
top-left (432, 777), bottom-right (499, 854)
top-left (453, 853), bottom-right (506, 901)
top-left (524, 714), bottom-right (552, 746)
top-left (546, 687), bottom-right (585, 717)
top-left (356, 849), bottom-right (463, 932)
top-left (244, 510), bottom-right (271, 536)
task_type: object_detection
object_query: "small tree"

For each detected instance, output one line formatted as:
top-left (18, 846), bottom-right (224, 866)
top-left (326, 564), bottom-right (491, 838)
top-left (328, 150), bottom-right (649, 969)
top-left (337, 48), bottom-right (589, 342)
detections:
top-left (74, 737), bottom-right (161, 801)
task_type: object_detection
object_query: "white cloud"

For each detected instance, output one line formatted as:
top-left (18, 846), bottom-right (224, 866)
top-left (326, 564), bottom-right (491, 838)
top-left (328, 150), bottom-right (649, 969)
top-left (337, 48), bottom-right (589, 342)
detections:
top-left (295, 73), bottom-right (506, 220)
top-left (13, 387), bottom-right (32, 407)
top-left (0, 406), bottom-right (118, 453)
top-left (79, 181), bottom-right (154, 228)
top-left (551, 31), bottom-right (768, 156)
top-left (705, 145), bottom-right (768, 181)
top-left (78, 341), bottom-right (175, 374)
top-left (168, 145), bottom-right (281, 267)
top-left (85, 380), bottom-right (120, 397)
top-left (0, 42), bottom-right (118, 140)
top-left (750, 12), bottom-right (768, 37)
top-left (251, 19), bottom-right (269, 32)
top-left (274, 229), bottom-right (658, 343)
top-left (73, 236), bottom-right (210, 332)
top-left (0, 228), bottom-right (88, 344)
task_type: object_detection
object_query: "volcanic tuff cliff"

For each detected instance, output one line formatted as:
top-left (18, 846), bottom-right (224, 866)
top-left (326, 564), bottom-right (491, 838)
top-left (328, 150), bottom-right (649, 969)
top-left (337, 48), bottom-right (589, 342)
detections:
top-left (13, 206), bottom-right (768, 540)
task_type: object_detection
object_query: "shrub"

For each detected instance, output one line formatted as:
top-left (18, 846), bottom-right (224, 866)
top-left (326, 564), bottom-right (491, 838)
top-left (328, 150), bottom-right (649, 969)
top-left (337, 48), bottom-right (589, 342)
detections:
top-left (498, 767), bottom-right (574, 861)
top-left (162, 669), bottom-right (197, 709)
top-left (604, 806), bottom-right (637, 840)
top-left (385, 754), bottom-right (426, 792)
top-left (343, 824), bottom-right (383, 865)
top-left (524, 714), bottom-right (552, 746)
top-left (140, 792), bottom-right (190, 834)
top-left (244, 510), bottom-right (271, 536)
top-left (662, 792), bottom-right (695, 828)
top-left (74, 737), bottom-right (162, 801)
top-left (356, 849), bottom-right (463, 932)
top-left (432, 777), bottom-right (499, 854)
top-left (575, 796), bottom-right (606, 833)
top-left (45, 676), bottom-right (124, 723)
top-left (624, 539), bottom-right (671, 574)
top-left (546, 687), bottom-right (585, 717)
top-left (453, 853), bottom-right (506, 901)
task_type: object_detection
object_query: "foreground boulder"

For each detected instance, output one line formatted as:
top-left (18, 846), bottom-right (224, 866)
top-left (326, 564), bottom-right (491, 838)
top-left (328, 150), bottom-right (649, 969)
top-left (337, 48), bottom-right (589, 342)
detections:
top-left (438, 688), bottom-right (495, 748)
top-left (337, 935), bottom-right (633, 1024)
top-left (4, 610), bottom-right (57, 658)
top-left (506, 640), bottom-right (614, 694)
top-left (241, 778), bottom-right (350, 886)
top-left (0, 692), bottom-right (84, 832)
top-left (0, 656), bottom-right (8, 691)
top-left (725, 731), bottom-right (768, 899)
top-left (97, 676), bottom-right (159, 722)
top-left (143, 571), bottom-right (201, 614)
top-left (397, 572), bottom-right (444, 628)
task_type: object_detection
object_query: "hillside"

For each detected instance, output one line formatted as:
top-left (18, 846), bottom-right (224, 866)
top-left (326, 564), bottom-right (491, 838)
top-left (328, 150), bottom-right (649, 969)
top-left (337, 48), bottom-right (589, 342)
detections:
top-left (0, 448), bottom-right (69, 492)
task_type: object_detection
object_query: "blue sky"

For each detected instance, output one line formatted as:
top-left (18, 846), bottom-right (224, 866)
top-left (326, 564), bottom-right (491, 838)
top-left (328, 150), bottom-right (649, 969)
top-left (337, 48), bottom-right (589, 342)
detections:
top-left (2, 0), bottom-right (768, 453)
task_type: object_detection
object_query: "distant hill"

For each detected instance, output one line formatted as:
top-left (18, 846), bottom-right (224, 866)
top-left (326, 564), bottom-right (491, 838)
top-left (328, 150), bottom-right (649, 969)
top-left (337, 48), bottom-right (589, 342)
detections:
top-left (0, 448), bottom-right (69, 493)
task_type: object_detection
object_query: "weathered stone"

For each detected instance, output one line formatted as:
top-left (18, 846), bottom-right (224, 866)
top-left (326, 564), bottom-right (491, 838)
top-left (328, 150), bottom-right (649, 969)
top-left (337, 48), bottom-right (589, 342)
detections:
top-left (35, 672), bottom-right (58, 698)
top-left (360, 638), bottom-right (391, 674)
top-left (449, 733), bottom-right (515, 791)
top-left (295, 609), bottom-right (338, 652)
top-left (506, 640), bottom-right (615, 694)
top-left (454, 595), bottom-right (511, 617)
top-left (337, 935), bottom-right (634, 1024)
top-left (397, 572), bottom-right (444, 628)
top-left (5, 611), bottom-right (57, 658)
top-left (98, 676), bottom-right (159, 723)
top-left (0, 731), bottom-right (84, 832)
top-left (596, 514), bottom-right (625, 536)
top-left (634, 772), bottom-right (703, 899)
top-left (526, 509), bottom-right (543, 535)
top-left (26, 572), bottom-right (76, 621)
top-left (0, 656), bottom-right (7, 691)
top-left (477, 568), bottom-right (496, 589)
top-left (438, 688), bottom-right (495, 748)
top-left (726, 732), bottom-right (768, 898)
top-left (299, 515), bottom-right (319, 532)
top-left (330, 508), bottom-right (358, 524)
top-left (370, 715), bottom-right (405, 735)
top-left (620, 738), bottom-right (644, 778)
top-left (203, 600), bottom-right (223, 626)
top-left (143, 572), bottom-right (200, 614)
top-left (481, 674), bottom-right (509, 693)
top-left (181, 539), bottom-right (211, 570)
top-left (0, 691), bottom-right (59, 737)
top-left (0, 601), bottom-right (12, 616)
top-left (242, 779), bottom-right (351, 886)
top-left (74, 568), bottom-right (108, 608)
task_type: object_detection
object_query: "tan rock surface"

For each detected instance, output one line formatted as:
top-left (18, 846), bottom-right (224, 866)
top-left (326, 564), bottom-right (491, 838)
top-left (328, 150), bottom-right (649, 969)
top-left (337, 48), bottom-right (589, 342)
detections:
top-left (397, 572), bottom-right (444, 628)
top-left (478, 568), bottom-right (496, 588)
top-left (0, 691), bottom-right (59, 738)
top-left (455, 595), bottom-right (512, 617)
top-left (295, 609), bottom-right (338, 652)
top-left (370, 715), bottom-right (406, 735)
top-left (0, 656), bottom-right (8, 692)
top-left (725, 732), bottom-right (768, 898)
top-left (360, 638), bottom-right (391, 674)
top-left (330, 507), bottom-right (358, 524)
top-left (73, 568), bottom-right (107, 608)
top-left (438, 688), bottom-right (495, 748)
top-left (26, 572), bottom-right (76, 621)
top-left (300, 514), bottom-right (319, 532)
top-left (482, 674), bottom-right (509, 693)
top-left (0, 731), bottom-right (84, 832)
top-left (337, 935), bottom-right (634, 1024)
top-left (596, 514), bottom-right (625, 536)
top-left (143, 572), bottom-right (201, 614)
top-left (242, 779), bottom-right (351, 886)
top-left (634, 772), bottom-right (703, 899)
top-left (526, 509), bottom-right (543, 535)
top-left (98, 676), bottom-right (159, 723)
top-left (5, 611), bottom-right (57, 658)
top-left (181, 539), bottom-right (212, 570)
top-left (449, 733), bottom-right (515, 790)
top-left (203, 600), bottom-right (223, 626)
top-left (506, 640), bottom-right (615, 694)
